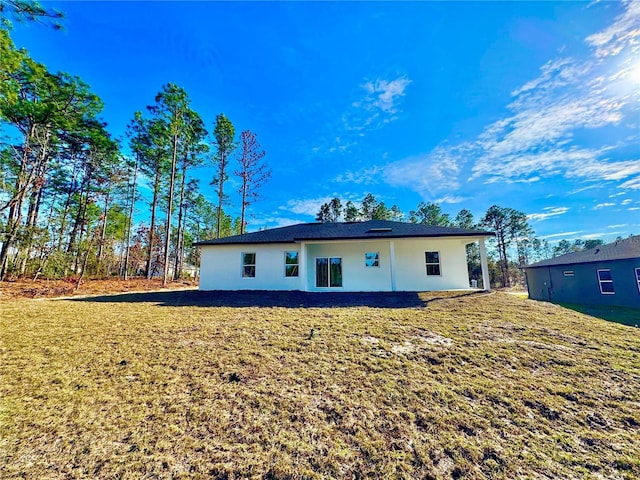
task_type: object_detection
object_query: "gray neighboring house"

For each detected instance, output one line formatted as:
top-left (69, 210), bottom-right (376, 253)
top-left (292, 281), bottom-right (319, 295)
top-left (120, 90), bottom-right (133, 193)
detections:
top-left (523, 236), bottom-right (640, 309)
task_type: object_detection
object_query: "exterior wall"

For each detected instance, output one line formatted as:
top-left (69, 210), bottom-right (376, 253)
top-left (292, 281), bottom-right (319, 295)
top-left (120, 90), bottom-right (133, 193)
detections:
top-left (199, 237), bottom-right (479, 292)
top-left (393, 238), bottom-right (471, 291)
top-left (199, 243), bottom-right (301, 291)
top-left (305, 240), bottom-right (393, 292)
top-left (525, 259), bottom-right (640, 308)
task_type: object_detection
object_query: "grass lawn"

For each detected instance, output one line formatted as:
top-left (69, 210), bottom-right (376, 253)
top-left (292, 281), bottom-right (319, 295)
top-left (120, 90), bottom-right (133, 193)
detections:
top-left (1, 290), bottom-right (639, 479)
top-left (559, 303), bottom-right (640, 328)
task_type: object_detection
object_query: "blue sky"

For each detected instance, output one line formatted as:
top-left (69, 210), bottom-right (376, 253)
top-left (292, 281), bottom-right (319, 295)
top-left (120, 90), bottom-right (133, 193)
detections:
top-left (10, 1), bottom-right (640, 242)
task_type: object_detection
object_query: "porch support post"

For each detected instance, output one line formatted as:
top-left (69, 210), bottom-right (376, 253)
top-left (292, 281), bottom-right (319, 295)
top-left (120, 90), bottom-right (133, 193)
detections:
top-left (479, 238), bottom-right (490, 291)
top-left (389, 240), bottom-right (397, 292)
top-left (299, 241), bottom-right (308, 292)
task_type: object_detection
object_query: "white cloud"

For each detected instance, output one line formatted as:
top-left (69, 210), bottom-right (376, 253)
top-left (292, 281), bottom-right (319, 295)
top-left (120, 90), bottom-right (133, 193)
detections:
top-left (251, 217), bottom-right (301, 230)
top-left (569, 185), bottom-right (602, 194)
top-left (585, 0), bottom-right (640, 57)
top-left (281, 197), bottom-right (334, 216)
top-left (334, 165), bottom-right (383, 185)
top-left (594, 202), bottom-right (616, 209)
top-left (333, 2), bottom-right (640, 205)
top-left (381, 146), bottom-right (464, 199)
top-left (510, 58), bottom-right (576, 97)
top-left (361, 77), bottom-right (412, 114)
top-left (344, 76), bottom-right (411, 132)
top-left (607, 223), bottom-right (628, 228)
top-left (583, 231), bottom-right (620, 239)
top-left (541, 231), bottom-right (583, 239)
top-left (527, 207), bottom-right (570, 221)
top-left (620, 176), bottom-right (640, 189)
top-left (465, 1), bottom-right (640, 188)
top-left (434, 195), bottom-right (468, 204)
top-left (621, 198), bottom-right (633, 205)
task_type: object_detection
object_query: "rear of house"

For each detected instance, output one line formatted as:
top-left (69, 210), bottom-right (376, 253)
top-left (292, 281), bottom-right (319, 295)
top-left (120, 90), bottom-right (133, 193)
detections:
top-left (524, 236), bottom-right (640, 309)
top-left (196, 220), bottom-right (494, 292)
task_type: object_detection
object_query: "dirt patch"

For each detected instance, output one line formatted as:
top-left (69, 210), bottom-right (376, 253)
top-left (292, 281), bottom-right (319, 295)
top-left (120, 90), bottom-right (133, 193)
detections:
top-left (0, 278), bottom-right (196, 300)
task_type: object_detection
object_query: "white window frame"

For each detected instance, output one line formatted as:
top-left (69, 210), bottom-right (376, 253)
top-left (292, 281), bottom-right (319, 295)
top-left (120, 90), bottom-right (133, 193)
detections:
top-left (284, 251), bottom-right (299, 277)
top-left (365, 252), bottom-right (380, 267)
top-left (635, 268), bottom-right (640, 294)
top-left (597, 269), bottom-right (614, 295)
top-left (241, 252), bottom-right (256, 278)
top-left (425, 251), bottom-right (441, 276)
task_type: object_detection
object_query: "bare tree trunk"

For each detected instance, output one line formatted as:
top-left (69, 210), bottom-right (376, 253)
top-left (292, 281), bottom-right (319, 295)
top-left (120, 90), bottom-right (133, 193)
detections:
top-left (173, 155), bottom-right (187, 280)
top-left (0, 202), bottom-right (24, 280)
top-left (162, 134), bottom-right (178, 286)
top-left (97, 189), bottom-right (110, 263)
top-left (123, 158), bottom-right (138, 280)
top-left (145, 171), bottom-right (161, 280)
top-left (240, 178), bottom-right (247, 234)
top-left (57, 163), bottom-right (80, 250)
top-left (75, 229), bottom-right (98, 291)
top-left (216, 153), bottom-right (226, 239)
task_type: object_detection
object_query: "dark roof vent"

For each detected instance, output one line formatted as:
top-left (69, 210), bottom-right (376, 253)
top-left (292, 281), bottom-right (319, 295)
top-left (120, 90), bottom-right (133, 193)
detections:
top-left (368, 227), bottom-right (392, 233)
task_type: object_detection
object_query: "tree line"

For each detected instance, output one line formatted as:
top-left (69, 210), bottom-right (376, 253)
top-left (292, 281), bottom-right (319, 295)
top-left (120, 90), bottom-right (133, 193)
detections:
top-left (0, 3), bottom-right (271, 283)
top-left (315, 194), bottom-right (607, 288)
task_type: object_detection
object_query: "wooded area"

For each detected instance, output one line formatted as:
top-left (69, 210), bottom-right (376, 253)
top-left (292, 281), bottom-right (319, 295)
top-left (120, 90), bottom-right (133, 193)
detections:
top-left (0, 2), bottom-right (270, 284)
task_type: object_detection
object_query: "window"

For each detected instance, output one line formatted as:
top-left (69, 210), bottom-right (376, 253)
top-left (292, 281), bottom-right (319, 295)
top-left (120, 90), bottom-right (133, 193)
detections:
top-left (284, 251), bottom-right (299, 277)
top-left (635, 268), bottom-right (640, 294)
top-left (425, 251), bottom-right (441, 276)
top-left (365, 252), bottom-right (379, 267)
top-left (597, 269), bottom-right (614, 294)
top-left (563, 271), bottom-right (574, 277)
top-left (242, 252), bottom-right (256, 278)
top-left (316, 257), bottom-right (342, 288)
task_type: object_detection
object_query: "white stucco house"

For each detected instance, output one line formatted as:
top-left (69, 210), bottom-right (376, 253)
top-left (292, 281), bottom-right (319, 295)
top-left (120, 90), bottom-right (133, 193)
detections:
top-left (195, 220), bottom-right (494, 292)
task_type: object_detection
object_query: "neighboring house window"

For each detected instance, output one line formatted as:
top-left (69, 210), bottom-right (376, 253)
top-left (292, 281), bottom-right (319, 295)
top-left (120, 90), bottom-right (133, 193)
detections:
top-left (242, 252), bottom-right (256, 278)
top-left (316, 257), bottom-right (342, 288)
top-left (563, 271), bottom-right (574, 277)
top-left (635, 268), bottom-right (640, 294)
top-left (284, 251), bottom-right (299, 277)
top-left (425, 251), bottom-right (441, 276)
top-left (597, 269), bottom-right (614, 294)
top-left (365, 252), bottom-right (379, 267)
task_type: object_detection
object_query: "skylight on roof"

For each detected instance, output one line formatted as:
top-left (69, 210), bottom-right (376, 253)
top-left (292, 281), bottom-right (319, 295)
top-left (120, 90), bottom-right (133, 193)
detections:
top-left (368, 228), bottom-right (392, 233)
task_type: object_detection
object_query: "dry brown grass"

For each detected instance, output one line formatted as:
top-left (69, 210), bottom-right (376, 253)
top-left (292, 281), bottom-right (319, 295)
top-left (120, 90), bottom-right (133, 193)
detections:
top-left (0, 278), bottom-right (196, 300)
top-left (1, 291), bottom-right (639, 479)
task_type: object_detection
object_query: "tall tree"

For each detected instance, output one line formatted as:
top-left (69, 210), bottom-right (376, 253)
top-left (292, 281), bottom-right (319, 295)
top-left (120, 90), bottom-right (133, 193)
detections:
top-left (316, 197), bottom-right (342, 223)
top-left (148, 83), bottom-right (191, 286)
top-left (481, 205), bottom-right (511, 287)
top-left (173, 110), bottom-right (207, 279)
top-left (211, 113), bottom-right (235, 238)
top-left (344, 201), bottom-right (359, 222)
top-left (388, 204), bottom-right (404, 222)
top-left (138, 117), bottom-right (168, 279)
top-left (0, 53), bottom-right (102, 278)
top-left (122, 112), bottom-right (145, 279)
top-left (409, 202), bottom-right (451, 226)
top-left (360, 193), bottom-right (378, 220)
top-left (454, 209), bottom-right (475, 229)
top-left (508, 209), bottom-right (534, 266)
top-left (480, 205), bottom-right (532, 287)
top-left (235, 130), bottom-right (270, 234)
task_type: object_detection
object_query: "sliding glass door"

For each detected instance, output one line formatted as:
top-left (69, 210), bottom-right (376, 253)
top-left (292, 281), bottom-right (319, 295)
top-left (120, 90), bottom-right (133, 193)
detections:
top-left (315, 257), bottom-right (342, 288)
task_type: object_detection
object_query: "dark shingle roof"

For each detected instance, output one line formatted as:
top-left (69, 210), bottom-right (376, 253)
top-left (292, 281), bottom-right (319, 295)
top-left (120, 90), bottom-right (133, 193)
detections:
top-left (525, 235), bottom-right (640, 268)
top-left (194, 220), bottom-right (493, 246)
